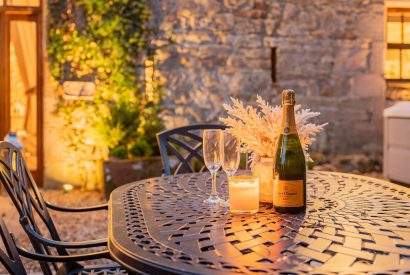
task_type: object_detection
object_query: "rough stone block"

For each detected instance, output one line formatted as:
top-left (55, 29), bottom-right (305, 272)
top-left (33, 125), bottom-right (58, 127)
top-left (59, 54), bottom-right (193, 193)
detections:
top-left (176, 32), bottom-right (215, 44)
top-left (263, 36), bottom-right (281, 47)
top-left (351, 74), bottom-right (385, 98)
top-left (241, 48), bottom-right (271, 59)
top-left (266, 1), bottom-right (282, 19)
top-left (333, 45), bottom-right (370, 74)
top-left (227, 34), bottom-right (263, 48)
top-left (233, 18), bottom-right (264, 34)
top-left (224, 0), bottom-right (254, 11)
top-left (369, 41), bottom-right (384, 75)
top-left (196, 45), bottom-right (231, 63)
top-left (265, 19), bottom-right (278, 36)
top-left (214, 13), bottom-right (235, 31)
top-left (357, 5), bottom-right (384, 41)
top-left (163, 115), bottom-right (190, 129)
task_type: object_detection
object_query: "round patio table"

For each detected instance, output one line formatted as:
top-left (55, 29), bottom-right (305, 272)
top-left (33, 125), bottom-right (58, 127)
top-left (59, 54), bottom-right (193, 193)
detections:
top-left (108, 171), bottom-right (410, 274)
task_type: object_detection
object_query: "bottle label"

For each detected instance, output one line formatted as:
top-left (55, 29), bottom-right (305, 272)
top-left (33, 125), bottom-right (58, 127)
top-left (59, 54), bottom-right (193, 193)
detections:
top-left (273, 180), bottom-right (304, 207)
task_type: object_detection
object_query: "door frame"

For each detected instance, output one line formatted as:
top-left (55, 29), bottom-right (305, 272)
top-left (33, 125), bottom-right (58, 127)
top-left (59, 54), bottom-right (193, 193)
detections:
top-left (0, 5), bottom-right (43, 185)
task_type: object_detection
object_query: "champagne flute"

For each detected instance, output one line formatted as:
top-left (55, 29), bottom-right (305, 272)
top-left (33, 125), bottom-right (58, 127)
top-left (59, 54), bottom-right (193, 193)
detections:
top-left (222, 131), bottom-right (240, 207)
top-left (222, 131), bottom-right (240, 177)
top-left (203, 129), bottom-right (223, 205)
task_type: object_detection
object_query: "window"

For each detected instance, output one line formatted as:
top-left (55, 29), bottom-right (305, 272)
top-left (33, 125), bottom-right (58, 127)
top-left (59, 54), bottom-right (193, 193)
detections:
top-left (271, 47), bottom-right (277, 84)
top-left (385, 9), bottom-right (410, 81)
top-left (0, 0), bottom-right (43, 183)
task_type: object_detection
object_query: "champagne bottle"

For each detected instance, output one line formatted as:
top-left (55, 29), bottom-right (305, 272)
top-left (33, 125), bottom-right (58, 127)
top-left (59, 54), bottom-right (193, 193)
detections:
top-left (273, 89), bottom-right (306, 214)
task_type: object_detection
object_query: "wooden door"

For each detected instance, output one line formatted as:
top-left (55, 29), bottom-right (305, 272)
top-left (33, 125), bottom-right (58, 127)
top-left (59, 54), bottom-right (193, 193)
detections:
top-left (0, 4), bottom-right (43, 185)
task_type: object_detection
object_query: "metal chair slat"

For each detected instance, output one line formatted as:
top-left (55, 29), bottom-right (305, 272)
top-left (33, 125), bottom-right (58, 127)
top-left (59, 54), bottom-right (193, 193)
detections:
top-left (156, 124), bottom-right (227, 176)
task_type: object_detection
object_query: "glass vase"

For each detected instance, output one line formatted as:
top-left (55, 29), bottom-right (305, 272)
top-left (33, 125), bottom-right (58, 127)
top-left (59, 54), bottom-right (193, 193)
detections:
top-left (251, 157), bottom-right (274, 203)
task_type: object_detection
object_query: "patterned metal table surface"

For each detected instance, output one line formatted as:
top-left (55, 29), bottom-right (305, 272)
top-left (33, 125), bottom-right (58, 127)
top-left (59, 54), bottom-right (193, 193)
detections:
top-left (108, 171), bottom-right (410, 274)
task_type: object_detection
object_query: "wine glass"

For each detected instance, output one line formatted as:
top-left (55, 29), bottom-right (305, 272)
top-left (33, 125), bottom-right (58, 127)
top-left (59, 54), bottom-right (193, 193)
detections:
top-left (222, 131), bottom-right (240, 177)
top-left (203, 129), bottom-right (223, 205)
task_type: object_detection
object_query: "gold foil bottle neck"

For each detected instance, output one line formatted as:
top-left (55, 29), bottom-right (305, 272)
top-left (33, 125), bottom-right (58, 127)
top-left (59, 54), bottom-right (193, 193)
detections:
top-left (282, 89), bottom-right (296, 106)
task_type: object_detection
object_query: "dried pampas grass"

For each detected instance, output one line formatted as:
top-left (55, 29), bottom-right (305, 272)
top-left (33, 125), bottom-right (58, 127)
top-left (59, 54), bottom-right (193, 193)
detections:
top-left (219, 95), bottom-right (327, 163)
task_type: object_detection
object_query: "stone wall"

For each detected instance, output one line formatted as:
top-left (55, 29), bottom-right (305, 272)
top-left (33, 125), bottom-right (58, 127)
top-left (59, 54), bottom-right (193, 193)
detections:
top-left (41, 0), bottom-right (386, 188)
top-left (151, 0), bottom-right (385, 155)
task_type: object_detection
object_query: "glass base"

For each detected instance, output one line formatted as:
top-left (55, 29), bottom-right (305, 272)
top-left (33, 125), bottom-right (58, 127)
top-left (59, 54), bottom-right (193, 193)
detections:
top-left (203, 194), bottom-right (221, 205)
top-left (230, 209), bottom-right (258, 214)
top-left (221, 199), bottom-right (229, 208)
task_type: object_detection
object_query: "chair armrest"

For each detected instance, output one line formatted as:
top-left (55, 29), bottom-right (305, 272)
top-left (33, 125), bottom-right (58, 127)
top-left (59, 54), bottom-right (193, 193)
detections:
top-left (45, 201), bottom-right (108, 212)
top-left (20, 217), bottom-right (107, 249)
top-left (17, 246), bottom-right (110, 262)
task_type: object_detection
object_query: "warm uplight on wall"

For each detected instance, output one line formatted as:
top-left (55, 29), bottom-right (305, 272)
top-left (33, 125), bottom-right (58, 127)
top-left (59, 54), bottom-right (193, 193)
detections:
top-left (63, 184), bottom-right (74, 192)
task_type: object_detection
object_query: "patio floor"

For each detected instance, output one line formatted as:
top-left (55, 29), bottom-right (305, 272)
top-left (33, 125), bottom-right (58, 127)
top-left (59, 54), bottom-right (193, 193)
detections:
top-left (0, 189), bottom-right (113, 274)
top-left (0, 156), bottom-right (386, 274)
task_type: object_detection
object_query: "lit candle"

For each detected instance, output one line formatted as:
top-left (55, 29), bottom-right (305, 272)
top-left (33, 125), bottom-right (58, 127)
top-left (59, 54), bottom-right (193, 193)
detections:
top-left (229, 175), bottom-right (259, 214)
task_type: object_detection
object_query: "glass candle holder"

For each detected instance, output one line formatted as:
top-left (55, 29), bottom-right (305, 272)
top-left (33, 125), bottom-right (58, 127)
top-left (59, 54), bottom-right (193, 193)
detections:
top-left (228, 175), bottom-right (259, 214)
top-left (251, 157), bottom-right (274, 203)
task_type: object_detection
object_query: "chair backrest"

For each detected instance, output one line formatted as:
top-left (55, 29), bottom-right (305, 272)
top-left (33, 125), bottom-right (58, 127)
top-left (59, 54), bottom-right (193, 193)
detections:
top-left (0, 141), bottom-right (66, 274)
top-left (156, 124), bottom-right (227, 176)
top-left (0, 217), bottom-right (27, 275)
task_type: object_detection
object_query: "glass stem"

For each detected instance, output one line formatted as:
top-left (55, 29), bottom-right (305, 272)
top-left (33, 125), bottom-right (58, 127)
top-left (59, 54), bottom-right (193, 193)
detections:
top-left (211, 172), bottom-right (217, 196)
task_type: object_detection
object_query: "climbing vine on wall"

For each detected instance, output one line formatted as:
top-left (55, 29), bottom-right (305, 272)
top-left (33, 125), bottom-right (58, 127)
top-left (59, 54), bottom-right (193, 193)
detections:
top-left (47, 0), bottom-right (164, 188)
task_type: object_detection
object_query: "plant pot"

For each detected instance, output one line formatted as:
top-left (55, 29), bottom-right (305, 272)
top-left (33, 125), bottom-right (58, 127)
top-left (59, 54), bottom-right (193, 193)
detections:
top-left (251, 157), bottom-right (274, 203)
top-left (103, 156), bottom-right (164, 199)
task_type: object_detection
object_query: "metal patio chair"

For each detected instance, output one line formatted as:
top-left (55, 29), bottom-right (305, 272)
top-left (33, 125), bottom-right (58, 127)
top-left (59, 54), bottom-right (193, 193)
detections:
top-left (0, 216), bottom-right (26, 275)
top-left (0, 141), bottom-right (125, 275)
top-left (156, 124), bottom-right (227, 176)
top-left (0, 216), bottom-right (126, 275)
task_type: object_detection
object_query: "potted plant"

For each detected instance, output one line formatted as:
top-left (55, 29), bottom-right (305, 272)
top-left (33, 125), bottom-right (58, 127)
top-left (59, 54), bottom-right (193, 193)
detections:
top-left (99, 86), bottom-right (165, 199)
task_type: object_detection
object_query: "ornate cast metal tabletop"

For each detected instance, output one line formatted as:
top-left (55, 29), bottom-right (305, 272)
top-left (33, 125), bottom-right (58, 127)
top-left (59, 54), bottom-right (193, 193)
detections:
top-left (108, 171), bottom-right (410, 274)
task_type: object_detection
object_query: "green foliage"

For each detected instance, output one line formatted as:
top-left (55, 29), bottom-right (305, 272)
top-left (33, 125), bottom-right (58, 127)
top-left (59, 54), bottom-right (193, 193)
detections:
top-left (47, 0), bottom-right (163, 162)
